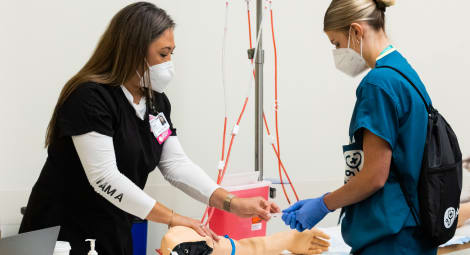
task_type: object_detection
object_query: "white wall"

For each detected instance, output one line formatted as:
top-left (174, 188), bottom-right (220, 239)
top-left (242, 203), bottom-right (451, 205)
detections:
top-left (1, 0), bottom-right (469, 253)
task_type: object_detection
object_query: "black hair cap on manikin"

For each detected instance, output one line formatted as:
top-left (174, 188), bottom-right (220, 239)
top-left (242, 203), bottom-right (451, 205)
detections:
top-left (171, 241), bottom-right (213, 255)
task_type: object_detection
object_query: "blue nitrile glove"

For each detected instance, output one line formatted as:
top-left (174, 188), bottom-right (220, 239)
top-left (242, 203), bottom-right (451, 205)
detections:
top-left (282, 211), bottom-right (295, 228)
top-left (282, 200), bottom-right (307, 228)
top-left (282, 203), bottom-right (310, 231)
top-left (295, 222), bottom-right (303, 232)
top-left (282, 193), bottom-right (334, 231)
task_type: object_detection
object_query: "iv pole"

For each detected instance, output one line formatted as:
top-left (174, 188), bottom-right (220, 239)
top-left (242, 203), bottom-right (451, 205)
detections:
top-left (254, 0), bottom-right (264, 181)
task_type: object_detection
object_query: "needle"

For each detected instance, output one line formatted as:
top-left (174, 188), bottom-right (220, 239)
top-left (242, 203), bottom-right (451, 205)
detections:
top-left (270, 213), bottom-right (283, 218)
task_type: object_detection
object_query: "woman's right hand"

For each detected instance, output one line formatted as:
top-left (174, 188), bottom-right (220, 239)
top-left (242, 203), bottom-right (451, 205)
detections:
top-left (230, 196), bottom-right (281, 221)
top-left (171, 213), bottom-right (220, 241)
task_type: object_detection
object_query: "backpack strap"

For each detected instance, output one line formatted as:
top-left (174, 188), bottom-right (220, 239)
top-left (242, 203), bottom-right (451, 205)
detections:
top-left (375, 65), bottom-right (429, 226)
top-left (375, 65), bottom-right (432, 114)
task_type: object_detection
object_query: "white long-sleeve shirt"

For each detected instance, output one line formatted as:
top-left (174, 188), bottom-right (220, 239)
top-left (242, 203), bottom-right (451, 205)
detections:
top-left (71, 86), bottom-right (220, 219)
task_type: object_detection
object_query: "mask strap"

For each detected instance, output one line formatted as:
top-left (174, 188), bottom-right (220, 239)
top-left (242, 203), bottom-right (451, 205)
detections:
top-left (136, 70), bottom-right (146, 89)
top-left (136, 62), bottom-right (156, 112)
top-left (349, 26), bottom-right (363, 57)
top-left (136, 59), bottom-right (151, 87)
top-left (360, 37), bottom-right (363, 57)
top-left (347, 27), bottom-right (352, 49)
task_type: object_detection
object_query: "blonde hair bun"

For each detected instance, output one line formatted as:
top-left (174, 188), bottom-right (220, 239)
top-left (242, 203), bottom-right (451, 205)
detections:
top-left (324, 0), bottom-right (393, 32)
top-left (376, 0), bottom-right (395, 8)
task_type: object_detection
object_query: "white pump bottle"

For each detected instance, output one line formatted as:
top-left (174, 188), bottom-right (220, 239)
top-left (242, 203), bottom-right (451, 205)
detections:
top-left (85, 239), bottom-right (98, 255)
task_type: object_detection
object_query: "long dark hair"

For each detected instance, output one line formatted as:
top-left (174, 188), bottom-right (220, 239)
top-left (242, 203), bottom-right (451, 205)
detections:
top-left (45, 2), bottom-right (175, 147)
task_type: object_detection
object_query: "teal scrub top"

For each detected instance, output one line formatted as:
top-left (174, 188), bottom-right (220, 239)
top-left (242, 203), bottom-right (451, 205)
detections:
top-left (341, 48), bottom-right (432, 251)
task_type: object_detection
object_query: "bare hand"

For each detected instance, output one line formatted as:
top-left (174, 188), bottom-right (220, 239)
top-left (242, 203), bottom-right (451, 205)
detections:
top-left (171, 214), bottom-right (220, 241)
top-left (231, 197), bottom-right (281, 221)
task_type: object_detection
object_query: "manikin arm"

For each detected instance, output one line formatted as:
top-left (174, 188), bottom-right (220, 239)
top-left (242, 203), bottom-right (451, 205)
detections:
top-left (160, 226), bottom-right (330, 255)
top-left (234, 228), bottom-right (330, 255)
top-left (458, 202), bottom-right (470, 228)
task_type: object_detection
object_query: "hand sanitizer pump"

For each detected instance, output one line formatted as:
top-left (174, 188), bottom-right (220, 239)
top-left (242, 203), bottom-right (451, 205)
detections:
top-left (85, 239), bottom-right (98, 255)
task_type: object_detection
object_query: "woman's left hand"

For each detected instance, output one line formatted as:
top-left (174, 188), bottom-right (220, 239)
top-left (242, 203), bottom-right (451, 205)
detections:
top-left (230, 197), bottom-right (281, 221)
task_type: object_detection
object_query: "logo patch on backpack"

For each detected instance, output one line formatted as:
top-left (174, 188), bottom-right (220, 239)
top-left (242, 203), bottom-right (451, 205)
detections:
top-left (444, 207), bottom-right (458, 229)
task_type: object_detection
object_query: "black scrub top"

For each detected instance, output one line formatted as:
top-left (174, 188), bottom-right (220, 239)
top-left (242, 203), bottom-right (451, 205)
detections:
top-left (19, 82), bottom-right (177, 255)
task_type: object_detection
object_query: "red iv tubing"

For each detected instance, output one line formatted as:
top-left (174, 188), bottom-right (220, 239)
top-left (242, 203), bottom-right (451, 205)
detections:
top-left (201, 0), bottom-right (299, 226)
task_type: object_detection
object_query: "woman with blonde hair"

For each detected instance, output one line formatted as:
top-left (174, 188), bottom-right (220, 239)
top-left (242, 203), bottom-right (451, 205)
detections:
top-left (19, 2), bottom-right (279, 255)
top-left (282, 0), bottom-right (438, 254)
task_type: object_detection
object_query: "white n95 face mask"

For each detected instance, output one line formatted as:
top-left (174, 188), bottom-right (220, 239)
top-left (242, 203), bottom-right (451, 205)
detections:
top-left (332, 29), bottom-right (369, 77)
top-left (138, 61), bottom-right (175, 93)
top-left (149, 61), bottom-right (175, 93)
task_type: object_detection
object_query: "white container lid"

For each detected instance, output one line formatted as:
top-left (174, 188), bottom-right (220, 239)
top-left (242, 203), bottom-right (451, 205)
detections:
top-left (54, 241), bottom-right (71, 252)
top-left (220, 172), bottom-right (260, 187)
top-left (223, 180), bottom-right (272, 192)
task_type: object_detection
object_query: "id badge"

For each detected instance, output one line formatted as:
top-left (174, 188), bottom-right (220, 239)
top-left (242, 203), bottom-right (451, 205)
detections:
top-left (149, 113), bottom-right (172, 144)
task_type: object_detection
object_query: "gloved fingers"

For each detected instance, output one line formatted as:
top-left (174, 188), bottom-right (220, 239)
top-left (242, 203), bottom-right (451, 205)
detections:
top-left (290, 220), bottom-right (297, 230)
top-left (282, 200), bottom-right (303, 213)
top-left (289, 212), bottom-right (298, 229)
top-left (282, 212), bottom-right (294, 227)
top-left (295, 222), bottom-right (304, 232)
top-left (301, 220), bottom-right (312, 232)
top-left (306, 223), bottom-right (315, 230)
top-left (282, 201), bottom-right (303, 213)
top-left (285, 212), bottom-right (294, 225)
top-left (298, 210), bottom-right (326, 230)
top-left (281, 212), bottom-right (289, 224)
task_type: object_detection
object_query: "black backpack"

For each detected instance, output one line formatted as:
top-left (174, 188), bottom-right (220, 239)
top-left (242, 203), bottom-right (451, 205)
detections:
top-left (376, 66), bottom-right (463, 246)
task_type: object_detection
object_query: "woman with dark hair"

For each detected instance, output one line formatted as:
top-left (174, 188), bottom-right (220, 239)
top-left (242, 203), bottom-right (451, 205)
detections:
top-left (19, 3), bottom-right (280, 255)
